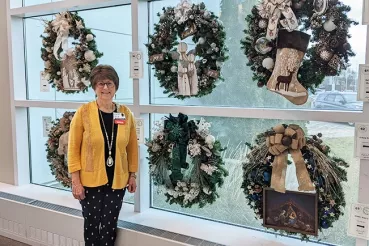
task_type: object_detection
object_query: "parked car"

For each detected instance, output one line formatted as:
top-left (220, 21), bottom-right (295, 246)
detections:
top-left (311, 91), bottom-right (363, 111)
top-left (311, 91), bottom-right (363, 126)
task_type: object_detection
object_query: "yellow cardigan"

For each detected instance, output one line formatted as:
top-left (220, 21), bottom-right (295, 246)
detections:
top-left (68, 101), bottom-right (138, 189)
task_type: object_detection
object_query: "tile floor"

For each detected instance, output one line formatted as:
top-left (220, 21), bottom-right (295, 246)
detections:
top-left (0, 236), bottom-right (29, 246)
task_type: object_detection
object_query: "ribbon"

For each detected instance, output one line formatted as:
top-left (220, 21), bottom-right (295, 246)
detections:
top-left (164, 113), bottom-right (193, 185)
top-left (266, 124), bottom-right (314, 193)
top-left (257, 0), bottom-right (298, 40)
top-left (51, 13), bottom-right (71, 60)
top-left (174, 0), bottom-right (192, 24)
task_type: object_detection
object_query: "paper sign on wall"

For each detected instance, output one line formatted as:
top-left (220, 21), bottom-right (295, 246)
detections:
top-left (357, 64), bottom-right (369, 102)
top-left (348, 203), bottom-right (369, 240)
top-left (42, 116), bottom-right (52, 137)
top-left (129, 51), bottom-right (144, 79)
top-left (40, 71), bottom-right (50, 92)
top-left (355, 123), bottom-right (369, 159)
top-left (135, 118), bottom-right (144, 144)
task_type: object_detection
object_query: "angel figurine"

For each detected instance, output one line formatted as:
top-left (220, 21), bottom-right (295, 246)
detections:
top-left (177, 42), bottom-right (191, 96)
top-left (187, 54), bottom-right (198, 95)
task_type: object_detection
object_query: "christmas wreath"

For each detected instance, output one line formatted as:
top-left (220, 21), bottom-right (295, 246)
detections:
top-left (241, 0), bottom-right (357, 105)
top-left (146, 113), bottom-right (229, 208)
top-left (46, 111), bottom-right (75, 188)
top-left (146, 0), bottom-right (228, 99)
top-left (241, 124), bottom-right (348, 239)
top-left (41, 11), bottom-right (103, 94)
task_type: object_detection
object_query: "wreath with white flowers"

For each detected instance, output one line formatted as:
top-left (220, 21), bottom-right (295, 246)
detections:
top-left (241, 0), bottom-right (357, 101)
top-left (241, 124), bottom-right (348, 239)
top-left (45, 111), bottom-right (74, 188)
top-left (147, 0), bottom-right (228, 99)
top-left (146, 113), bottom-right (228, 208)
top-left (41, 11), bottom-right (103, 94)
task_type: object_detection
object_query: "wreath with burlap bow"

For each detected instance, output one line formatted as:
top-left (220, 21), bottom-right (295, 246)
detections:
top-left (45, 112), bottom-right (74, 188)
top-left (241, 124), bottom-right (348, 239)
top-left (41, 11), bottom-right (103, 94)
top-left (146, 113), bottom-right (228, 208)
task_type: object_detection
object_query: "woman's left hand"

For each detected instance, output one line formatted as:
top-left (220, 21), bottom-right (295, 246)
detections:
top-left (127, 176), bottom-right (137, 193)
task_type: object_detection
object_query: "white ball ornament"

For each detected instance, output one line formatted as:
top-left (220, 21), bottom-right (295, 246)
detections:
top-left (323, 19), bottom-right (337, 32)
top-left (198, 37), bottom-right (206, 45)
top-left (204, 11), bottom-right (210, 18)
top-left (79, 68), bottom-right (83, 72)
top-left (262, 57), bottom-right (274, 70)
top-left (86, 34), bottom-right (94, 42)
top-left (171, 66), bottom-right (178, 72)
top-left (57, 71), bottom-right (61, 75)
top-left (84, 50), bottom-right (96, 62)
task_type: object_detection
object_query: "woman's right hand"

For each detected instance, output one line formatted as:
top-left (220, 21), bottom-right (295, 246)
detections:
top-left (72, 181), bottom-right (85, 201)
top-left (71, 171), bottom-right (85, 200)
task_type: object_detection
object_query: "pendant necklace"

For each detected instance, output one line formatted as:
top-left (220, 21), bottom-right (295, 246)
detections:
top-left (98, 106), bottom-right (115, 167)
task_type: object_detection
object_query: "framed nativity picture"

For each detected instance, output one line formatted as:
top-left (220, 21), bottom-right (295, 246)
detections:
top-left (263, 188), bottom-right (318, 236)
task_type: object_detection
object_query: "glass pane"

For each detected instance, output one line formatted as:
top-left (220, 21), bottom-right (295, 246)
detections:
top-left (29, 107), bottom-right (134, 203)
top-left (24, 5), bottom-right (133, 104)
top-left (24, 0), bottom-right (63, 7)
top-left (150, 114), bottom-right (358, 246)
top-left (149, 0), bottom-right (366, 111)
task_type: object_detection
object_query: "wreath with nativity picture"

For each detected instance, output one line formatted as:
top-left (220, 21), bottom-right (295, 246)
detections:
top-left (146, 113), bottom-right (228, 208)
top-left (147, 0), bottom-right (228, 99)
top-left (46, 111), bottom-right (75, 188)
top-left (241, 0), bottom-right (357, 105)
top-left (241, 123), bottom-right (348, 239)
top-left (41, 11), bottom-right (103, 94)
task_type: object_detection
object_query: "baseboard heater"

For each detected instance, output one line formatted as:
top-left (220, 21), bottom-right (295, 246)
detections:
top-left (0, 191), bottom-right (222, 246)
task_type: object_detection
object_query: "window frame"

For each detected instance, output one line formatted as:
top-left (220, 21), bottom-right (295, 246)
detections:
top-left (5, 1), bottom-right (369, 245)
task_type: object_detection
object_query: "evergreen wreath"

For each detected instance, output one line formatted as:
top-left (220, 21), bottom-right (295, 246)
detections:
top-left (146, 0), bottom-right (228, 99)
top-left (41, 11), bottom-right (103, 94)
top-left (146, 113), bottom-right (229, 208)
top-left (241, 124), bottom-right (348, 239)
top-left (46, 111), bottom-right (75, 188)
top-left (241, 0), bottom-right (357, 91)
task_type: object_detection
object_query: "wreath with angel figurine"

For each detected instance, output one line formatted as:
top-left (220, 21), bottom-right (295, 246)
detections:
top-left (147, 0), bottom-right (228, 99)
top-left (45, 111), bottom-right (75, 188)
top-left (41, 11), bottom-right (103, 94)
top-left (146, 113), bottom-right (229, 208)
top-left (241, 123), bottom-right (348, 239)
top-left (241, 0), bottom-right (357, 105)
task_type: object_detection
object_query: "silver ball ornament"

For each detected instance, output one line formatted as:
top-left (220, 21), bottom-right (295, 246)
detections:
top-left (255, 37), bottom-right (273, 54)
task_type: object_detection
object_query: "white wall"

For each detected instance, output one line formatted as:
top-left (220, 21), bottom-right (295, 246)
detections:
top-left (0, 0), bottom-right (15, 185)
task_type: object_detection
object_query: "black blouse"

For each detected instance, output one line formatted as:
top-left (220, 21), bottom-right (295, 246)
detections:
top-left (98, 107), bottom-right (118, 187)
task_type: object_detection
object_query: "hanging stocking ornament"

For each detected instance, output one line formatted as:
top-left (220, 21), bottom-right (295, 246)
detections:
top-left (266, 30), bottom-right (311, 105)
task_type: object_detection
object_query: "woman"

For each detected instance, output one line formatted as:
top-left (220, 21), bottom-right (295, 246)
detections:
top-left (68, 65), bottom-right (138, 246)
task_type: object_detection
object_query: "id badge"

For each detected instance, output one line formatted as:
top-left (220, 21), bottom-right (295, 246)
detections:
top-left (113, 113), bottom-right (126, 125)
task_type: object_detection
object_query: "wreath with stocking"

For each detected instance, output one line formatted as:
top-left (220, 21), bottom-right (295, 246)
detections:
top-left (241, 124), bottom-right (348, 239)
top-left (147, 0), bottom-right (228, 99)
top-left (146, 113), bottom-right (228, 208)
top-left (46, 112), bottom-right (74, 188)
top-left (241, 0), bottom-right (357, 105)
top-left (41, 11), bottom-right (103, 94)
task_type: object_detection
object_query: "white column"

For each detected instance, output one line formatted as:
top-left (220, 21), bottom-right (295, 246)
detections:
top-left (0, 0), bottom-right (15, 185)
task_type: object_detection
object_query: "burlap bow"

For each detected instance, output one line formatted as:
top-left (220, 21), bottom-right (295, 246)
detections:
top-left (257, 0), bottom-right (299, 40)
top-left (266, 124), bottom-right (314, 193)
top-left (51, 12), bottom-right (71, 61)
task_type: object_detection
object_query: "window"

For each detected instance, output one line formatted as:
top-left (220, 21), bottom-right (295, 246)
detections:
top-left (150, 115), bottom-right (358, 246)
top-left (149, 0), bottom-right (366, 110)
top-left (24, 5), bottom-right (133, 104)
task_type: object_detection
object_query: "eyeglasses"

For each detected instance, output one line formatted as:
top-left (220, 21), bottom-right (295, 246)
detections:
top-left (96, 82), bottom-right (115, 88)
